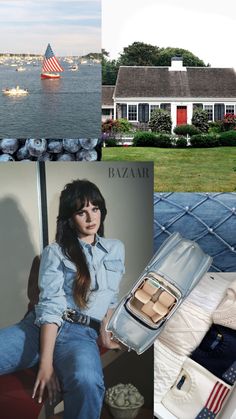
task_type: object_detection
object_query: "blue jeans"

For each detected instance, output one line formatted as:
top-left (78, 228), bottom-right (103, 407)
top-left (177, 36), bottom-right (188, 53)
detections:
top-left (0, 311), bottom-right (105, 419)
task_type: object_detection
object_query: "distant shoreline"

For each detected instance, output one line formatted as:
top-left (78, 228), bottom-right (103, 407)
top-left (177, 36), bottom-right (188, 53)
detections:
top-left (0, 54), bottom-right (42, 57)
top-left (0, 53), bottom-right (102, 59)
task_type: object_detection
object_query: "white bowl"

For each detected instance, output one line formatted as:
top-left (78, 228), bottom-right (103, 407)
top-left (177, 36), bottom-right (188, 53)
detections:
top-left (107, 403), bottom-right (143, 419)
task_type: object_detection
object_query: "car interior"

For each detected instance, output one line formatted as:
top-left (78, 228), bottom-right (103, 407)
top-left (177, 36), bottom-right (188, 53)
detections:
top-left (126, 274), bottom-right (181, 328)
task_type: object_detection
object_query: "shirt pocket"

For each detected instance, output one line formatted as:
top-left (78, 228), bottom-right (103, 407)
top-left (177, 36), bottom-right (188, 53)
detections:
top-left (61, 258), bottom-right (77, 289)
top-left (62, 258), bottom-right (77, 272)
top-left (103, 259), bottom-right (124, 291)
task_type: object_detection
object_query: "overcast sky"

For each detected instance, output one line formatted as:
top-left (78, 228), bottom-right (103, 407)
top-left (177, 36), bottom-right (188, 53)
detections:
top-left (0, 0), bottom-right (101, 56)
top-left (102, 0), bottom-right (236, 68)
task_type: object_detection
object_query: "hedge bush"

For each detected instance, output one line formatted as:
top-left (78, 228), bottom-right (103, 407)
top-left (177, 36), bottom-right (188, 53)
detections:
top-left (149, 109), bottom-right (172, 133)
top-left (175, 136), bottom-right (188, 148)
top-left (155, 134), bottom-right (173, 147)
top-left (173, 124), bottom-right (200, 136)
top-left (221, 114), bottom-right (236, 132)
top-left (105, 139), bottom-right (118, 147)
top-left (208, 121), bottom-right (223, 134)
top-left (219, 130), bottom-right (236, 146)
top-left (132, 132), bottom-right (174, 147)
top-left (191, 109), bottom-right (209, 132)
top-left (116, 118), bottom-right (132, 132)
top-left (190, 134), bottom-right (220, 148)
top-left (133, 131), bottom-right (157, 147)
top-left (102, 119), bottom-right (120, 134)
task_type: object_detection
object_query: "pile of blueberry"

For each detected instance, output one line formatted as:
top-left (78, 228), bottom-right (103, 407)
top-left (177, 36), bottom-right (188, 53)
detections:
top-left (0, 139), bottom-right (102, 161)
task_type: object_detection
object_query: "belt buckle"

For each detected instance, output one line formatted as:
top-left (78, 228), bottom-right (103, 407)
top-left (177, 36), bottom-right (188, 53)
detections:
top-left (63, 309), bottom-right (76, 323)
top-left (80, 314), bottom-right (90, 326)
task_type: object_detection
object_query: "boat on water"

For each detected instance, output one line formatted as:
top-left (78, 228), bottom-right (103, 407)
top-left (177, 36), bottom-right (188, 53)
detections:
top-left (70, 64), bottom-right (79, 71)
top-left (41, 44), bottom-right (64, 79)
top-left (2, 86), bottom-right (29, 96)
top-left (16, 66), bottom-right (26, 72)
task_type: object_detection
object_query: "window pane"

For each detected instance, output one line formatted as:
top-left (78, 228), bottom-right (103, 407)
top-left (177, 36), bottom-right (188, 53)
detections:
top-left (150, 105), bottom-right (160, 115)
top-left (160, 103), bottom-right (171, 113)
top-left (226, 105), bottom-right (234, 115)
top-left (138, 104), bottom-right (149, 122)
top-left (128, 105), bottom-right (137, 121)
top-left (214, 104), bottom-right (225, 121)
top-left (204, 105), bottom-right (213, 121)
top-left (193, 103), bottom-right (203, 110)
top-left (102, 109), bottom-right (111, 116)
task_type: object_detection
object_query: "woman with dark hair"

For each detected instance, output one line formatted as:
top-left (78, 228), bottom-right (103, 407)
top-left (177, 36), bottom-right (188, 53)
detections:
top-left (0, 179), bottom-right (125, 419)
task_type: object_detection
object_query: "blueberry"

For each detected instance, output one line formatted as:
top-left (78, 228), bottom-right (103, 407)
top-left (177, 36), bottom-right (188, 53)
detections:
top-left (62, 139), bottom-right (81, 153)
top-left (0, 154), bottom-right (15, 161)
top-left (37, 152), bottom-right (53, 161)
top-left (26, 139), bottom-right (47, 156)
top-left (47, 140), bottom-right (63, 153)
top-left (16, 145), bottom-right (30, 160)
top-left (76, 150), bottom-right (97, 161)
top-left (79, 139), bottom-right (98, 150)
top-left (56, 153), bottom-right (75, 161)
top-left (0, 139), bottom-right (19, 154)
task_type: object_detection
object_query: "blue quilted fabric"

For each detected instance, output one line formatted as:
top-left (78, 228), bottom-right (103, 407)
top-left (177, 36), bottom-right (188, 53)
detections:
top-left (154, 193), bottom-right (236, 272)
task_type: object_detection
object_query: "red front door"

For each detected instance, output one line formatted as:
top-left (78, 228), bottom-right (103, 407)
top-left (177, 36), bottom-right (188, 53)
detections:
top-left (177, 106), bottom-right (187, 125)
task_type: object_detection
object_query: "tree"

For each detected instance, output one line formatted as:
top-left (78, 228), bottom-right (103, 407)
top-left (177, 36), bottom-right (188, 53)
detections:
top-left (149, 109), bottom-right (172, 133)
top-left (102, 49), bottom-right (119, 85)
top-left (156, 47), bottom-right (206, 67)
top-left (119, 42), bottom-right (160, 66)
top-left (102, 43), bottom-right (208, 85)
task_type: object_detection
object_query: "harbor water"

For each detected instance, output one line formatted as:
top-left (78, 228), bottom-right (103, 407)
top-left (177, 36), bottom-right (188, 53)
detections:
top-left (0, 62), bottom-right (101, 138)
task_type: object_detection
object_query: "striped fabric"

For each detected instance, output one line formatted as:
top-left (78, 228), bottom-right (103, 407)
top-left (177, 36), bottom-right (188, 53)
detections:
top-left (196, 381), bottom-right (230, 418)
top-left (42, 44), bottom-right (64, 73)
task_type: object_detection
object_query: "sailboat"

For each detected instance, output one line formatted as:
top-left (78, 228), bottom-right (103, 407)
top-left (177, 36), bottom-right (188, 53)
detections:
top-left (41, 44), bottom-right (64, 79)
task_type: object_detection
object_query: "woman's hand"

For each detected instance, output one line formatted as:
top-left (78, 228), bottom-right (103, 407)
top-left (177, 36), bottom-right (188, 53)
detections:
top-left (99, 328), bottom-right (122, 349)
top-left (32, 363), bottom-right (61, 404)
top-left (99, 309), bottom-right (122, 350)
top-left (32, 323), bottom-right (60, 404)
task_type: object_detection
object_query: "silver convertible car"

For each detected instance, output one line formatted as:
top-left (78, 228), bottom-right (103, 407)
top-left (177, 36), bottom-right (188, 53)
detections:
top-left (106, 232), bottom-right (212, 354)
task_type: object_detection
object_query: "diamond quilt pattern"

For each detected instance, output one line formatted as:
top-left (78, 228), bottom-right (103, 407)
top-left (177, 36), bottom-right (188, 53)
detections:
top-left (154, 193), bottom-right (236, 272)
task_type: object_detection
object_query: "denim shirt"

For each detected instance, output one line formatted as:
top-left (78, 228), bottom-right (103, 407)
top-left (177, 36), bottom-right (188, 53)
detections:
top-left (35, 236), bottom-right (125, 327)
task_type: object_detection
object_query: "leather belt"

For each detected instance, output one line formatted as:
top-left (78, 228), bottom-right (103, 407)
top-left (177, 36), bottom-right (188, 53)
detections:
top-left (62, 309), bottom-right (101, 335)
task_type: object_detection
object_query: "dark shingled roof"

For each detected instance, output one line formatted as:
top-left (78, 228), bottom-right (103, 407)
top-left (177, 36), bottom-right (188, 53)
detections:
top-left (102, 85), bottom-right (115, 106)
top-left (114, 66), bottom-right (236, 98)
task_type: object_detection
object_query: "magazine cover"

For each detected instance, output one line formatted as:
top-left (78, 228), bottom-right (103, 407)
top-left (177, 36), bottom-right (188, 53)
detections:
top-left (0, 162), bottom-right (154, 418)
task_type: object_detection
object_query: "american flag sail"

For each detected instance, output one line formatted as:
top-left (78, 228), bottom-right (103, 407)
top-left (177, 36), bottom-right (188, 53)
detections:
top-left (42, 44), bottom-right (64, 73)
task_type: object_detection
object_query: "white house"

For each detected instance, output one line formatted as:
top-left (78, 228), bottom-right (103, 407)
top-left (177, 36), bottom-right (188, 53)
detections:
top-left (102, 57), bottom-right (236, 130)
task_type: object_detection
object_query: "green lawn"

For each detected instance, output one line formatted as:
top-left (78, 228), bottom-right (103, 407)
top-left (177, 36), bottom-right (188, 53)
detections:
top-left (102, 147), bottom-right (236, 191)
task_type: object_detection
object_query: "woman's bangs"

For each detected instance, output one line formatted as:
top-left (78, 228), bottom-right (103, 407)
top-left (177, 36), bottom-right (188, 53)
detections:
top-left (74, 189), bottom-right (103, 212)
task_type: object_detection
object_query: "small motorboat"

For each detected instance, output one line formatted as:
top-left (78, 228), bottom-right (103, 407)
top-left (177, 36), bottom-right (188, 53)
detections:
top-left (2, 86), bottom-right (29, 96)
top-left (70, 64), bottom-right (79, 71)
top-left (16, 66), bottom-right (26, 72)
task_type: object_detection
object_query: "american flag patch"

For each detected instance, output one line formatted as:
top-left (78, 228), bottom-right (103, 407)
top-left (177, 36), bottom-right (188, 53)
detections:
top-left (222, 361), bottom-right (236, 385)
top-left (195, 381), bottom-right (230, 418)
